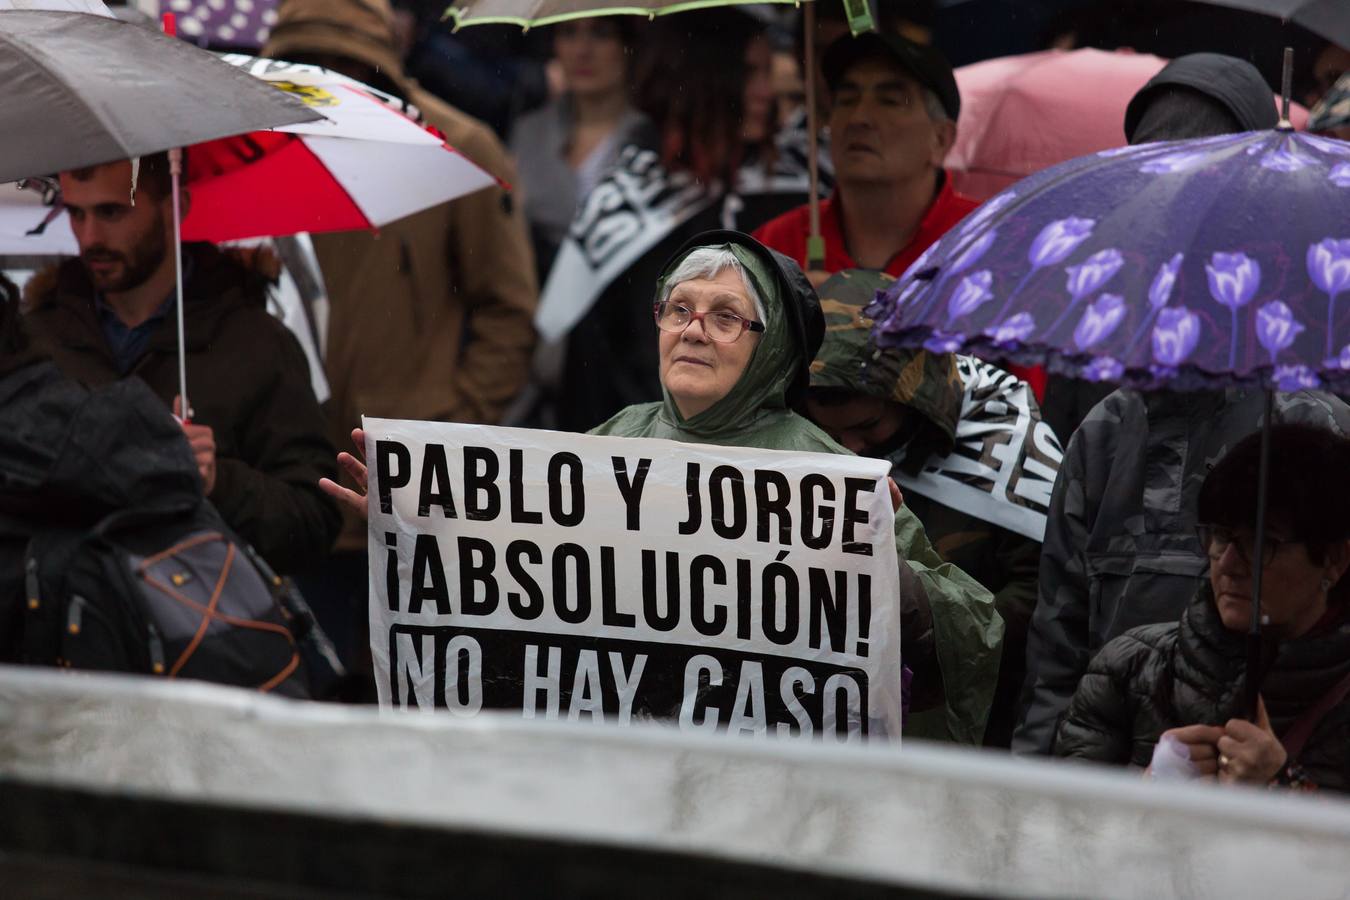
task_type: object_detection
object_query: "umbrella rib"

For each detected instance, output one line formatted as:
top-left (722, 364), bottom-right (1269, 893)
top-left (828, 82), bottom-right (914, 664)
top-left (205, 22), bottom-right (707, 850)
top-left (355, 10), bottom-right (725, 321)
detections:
top-left (450, 0), bottom-right (803, 28)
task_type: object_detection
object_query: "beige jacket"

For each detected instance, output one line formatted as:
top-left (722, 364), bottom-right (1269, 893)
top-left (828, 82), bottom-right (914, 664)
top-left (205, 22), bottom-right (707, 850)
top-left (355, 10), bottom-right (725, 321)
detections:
top-left (264, 0), bottom-right (538, 551)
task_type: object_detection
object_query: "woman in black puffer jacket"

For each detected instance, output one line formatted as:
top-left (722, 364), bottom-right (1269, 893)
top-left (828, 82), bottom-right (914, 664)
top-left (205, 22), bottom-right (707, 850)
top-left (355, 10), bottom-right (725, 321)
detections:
top-left (1054, 424), bottom-right (1350, 792)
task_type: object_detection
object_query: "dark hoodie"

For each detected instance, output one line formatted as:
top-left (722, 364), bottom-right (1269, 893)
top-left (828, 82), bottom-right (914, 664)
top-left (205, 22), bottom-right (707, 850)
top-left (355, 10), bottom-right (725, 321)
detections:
top-left (1124, 52), bottom-right (1279, 144)
top-left (592, 231), bottom-right (1004, 744)
top-left (1042, 52), bottom-right (1281, 445)
top-left (23, 243), bottom-right (339, 574)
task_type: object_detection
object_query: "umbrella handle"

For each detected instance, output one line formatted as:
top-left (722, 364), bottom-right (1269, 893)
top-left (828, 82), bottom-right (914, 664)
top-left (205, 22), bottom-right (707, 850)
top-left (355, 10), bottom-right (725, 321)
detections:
top-left (804, 1), bottom-right (824, 272)
top-left (170, 147), bottom-right (189, 422)
top-left (1278, 47), bottom-right (1293, 130)
top-left (1245, 390), bottom-right (1275, 720)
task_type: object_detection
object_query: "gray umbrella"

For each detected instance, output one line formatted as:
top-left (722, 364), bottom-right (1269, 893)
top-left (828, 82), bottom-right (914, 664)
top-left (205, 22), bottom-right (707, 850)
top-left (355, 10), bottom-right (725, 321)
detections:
top-left (0, 11), bottom-right (319, 184)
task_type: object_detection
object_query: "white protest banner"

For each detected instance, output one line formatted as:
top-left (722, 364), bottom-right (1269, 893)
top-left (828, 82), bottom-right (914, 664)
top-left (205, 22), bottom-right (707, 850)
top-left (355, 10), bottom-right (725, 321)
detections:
top-left (365, 418), bottom-right (904, 742)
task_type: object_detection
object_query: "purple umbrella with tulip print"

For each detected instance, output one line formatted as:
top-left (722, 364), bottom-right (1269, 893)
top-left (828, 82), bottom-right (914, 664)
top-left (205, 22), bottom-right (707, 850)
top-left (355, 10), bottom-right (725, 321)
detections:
top-left (870, 130), bottom-right (1350, 394)
top-left (868, 125), bottom-right (1350, 721)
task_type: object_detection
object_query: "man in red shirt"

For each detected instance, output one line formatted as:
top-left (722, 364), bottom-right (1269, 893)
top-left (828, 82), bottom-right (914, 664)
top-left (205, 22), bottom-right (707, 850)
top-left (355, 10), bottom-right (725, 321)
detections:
top-left (754, 32), bottom-right (975, 286)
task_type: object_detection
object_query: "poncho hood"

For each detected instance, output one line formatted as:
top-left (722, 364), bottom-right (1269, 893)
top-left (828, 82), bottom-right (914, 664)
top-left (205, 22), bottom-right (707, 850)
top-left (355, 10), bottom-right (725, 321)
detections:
top-left (596, 230), bottom-right (837, 452)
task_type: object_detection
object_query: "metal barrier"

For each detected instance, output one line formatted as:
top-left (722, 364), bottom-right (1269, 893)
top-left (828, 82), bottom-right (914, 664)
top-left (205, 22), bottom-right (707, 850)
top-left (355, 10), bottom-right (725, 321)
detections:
top-left (1, 665), bottom-right (1348, 898)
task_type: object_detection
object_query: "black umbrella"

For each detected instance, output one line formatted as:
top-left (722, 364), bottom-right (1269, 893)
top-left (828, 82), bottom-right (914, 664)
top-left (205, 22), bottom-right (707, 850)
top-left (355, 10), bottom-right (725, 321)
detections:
top-left (1191, 0), bottom-right (1348, 47)
top-left (0, 11), bottom-right (319, 184)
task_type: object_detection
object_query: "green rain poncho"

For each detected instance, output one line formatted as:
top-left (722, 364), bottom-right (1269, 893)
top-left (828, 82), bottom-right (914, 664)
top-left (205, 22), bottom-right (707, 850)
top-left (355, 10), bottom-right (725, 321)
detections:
top-left (592, 232), bottom-right (1004, 744)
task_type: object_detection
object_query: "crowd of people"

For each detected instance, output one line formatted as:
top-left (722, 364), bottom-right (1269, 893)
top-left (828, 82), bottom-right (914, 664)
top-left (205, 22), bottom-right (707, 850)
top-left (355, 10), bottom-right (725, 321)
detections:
top-left (3, 0), bottom-right (1350, 794)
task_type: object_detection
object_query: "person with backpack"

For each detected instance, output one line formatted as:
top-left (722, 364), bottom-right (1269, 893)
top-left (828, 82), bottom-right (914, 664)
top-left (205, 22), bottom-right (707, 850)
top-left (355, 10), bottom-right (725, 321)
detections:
top-left (3, 273), bottom-right (328, 697)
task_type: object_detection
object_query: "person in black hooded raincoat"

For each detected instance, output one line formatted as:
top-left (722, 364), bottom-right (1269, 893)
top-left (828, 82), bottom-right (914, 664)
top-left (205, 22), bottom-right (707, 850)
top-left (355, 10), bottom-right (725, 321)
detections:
top-left (0, 274), bottom-right (203, 663)
top-left (325, 232), bottom-right (1004, 744)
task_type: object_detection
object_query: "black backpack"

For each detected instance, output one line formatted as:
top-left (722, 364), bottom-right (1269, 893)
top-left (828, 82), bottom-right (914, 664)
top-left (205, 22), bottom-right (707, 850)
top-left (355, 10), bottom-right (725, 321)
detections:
top-left (5, 502), bottom-right (339, 699)
top-left (0, 362), bottom-right (340, 696)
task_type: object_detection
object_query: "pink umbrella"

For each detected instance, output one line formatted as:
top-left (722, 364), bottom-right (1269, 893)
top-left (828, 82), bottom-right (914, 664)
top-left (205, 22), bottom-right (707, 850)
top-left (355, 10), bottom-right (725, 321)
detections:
top-left (947, 48), bottom-right (1310, 201)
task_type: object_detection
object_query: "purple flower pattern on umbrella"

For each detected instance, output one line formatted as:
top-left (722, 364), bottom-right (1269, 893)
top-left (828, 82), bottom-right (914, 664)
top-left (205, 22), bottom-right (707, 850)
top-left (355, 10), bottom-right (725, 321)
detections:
top-left (1150, 253), bottom-right (1184, 309)
top-left (1206, 252), bottom-right (1261, 308)
top-left (1065, 248), bottom-right (1124, 301)
top-left (945, 270), bottom-right (994, 323)
top-left (1207, 251), bottom-right (1261, 370)
top-left (1260, 148), bottom-right (1308, 172)
top-left (1255, 300), bottom-right (1304, 363)
top-left (866, 131), bottom-right (1350, 391)
top-left (923, 331), bottom-right (966, 354)
top-left (1308, 238), bottom-right (1350, 363)
top-left (886, 278), bottom-right (925, 314)
top-left (959, 190), bottom-right (1017, 237)
top-left (1140, 151), bottom-right (1208, 174)
top-left (1273, 365), bottom-right (1321, 391)
top-left (1152, 306), bottom-right (1201, 367)
top-left (949, 229), bottom-right (998, 275)
top-left (1082, 357), bottom-right (1125, 382)
top-left (1073, 293), bottom-right (1127, 350)
top-left (983, 216), bottom-right (1096, 326)
top-left (1308, 239), bottom-right (1350, 296)
top-left (1028, 217), bottom-right (1095, 269)
top-left (1045, 248), bottom-right (1123, 337)
top-left (984, 312), bottom-right (1036, 348)
top-left (1303, 135), bottom-right (1350, 157)
top-left (1125, 253), bottom-right (1186, 356)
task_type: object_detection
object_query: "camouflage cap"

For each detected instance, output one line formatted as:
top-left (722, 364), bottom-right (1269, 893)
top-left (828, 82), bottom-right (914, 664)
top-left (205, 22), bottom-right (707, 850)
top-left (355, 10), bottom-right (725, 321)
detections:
top-left (810, 269), bottom-right (964, 446)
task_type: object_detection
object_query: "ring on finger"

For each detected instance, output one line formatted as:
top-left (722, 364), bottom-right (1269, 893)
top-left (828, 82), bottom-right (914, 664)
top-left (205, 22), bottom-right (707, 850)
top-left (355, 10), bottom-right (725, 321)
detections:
top-left (1219, 754), bottom-right (1231, 769)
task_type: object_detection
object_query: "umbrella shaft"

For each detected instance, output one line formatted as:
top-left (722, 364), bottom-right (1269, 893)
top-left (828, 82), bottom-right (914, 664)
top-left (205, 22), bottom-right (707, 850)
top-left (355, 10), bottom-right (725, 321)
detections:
top-left (804, 1), bottom-right (823, 269)
top-left (170, 148), bottom-right (189, 420)
top-left (1245, 389), bottom-right (1274, 720)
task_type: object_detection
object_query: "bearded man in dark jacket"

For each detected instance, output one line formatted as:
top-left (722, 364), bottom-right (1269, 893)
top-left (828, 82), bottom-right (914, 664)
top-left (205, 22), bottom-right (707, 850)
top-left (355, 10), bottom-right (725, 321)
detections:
top-left (23, 155), bottom-right (339, 574)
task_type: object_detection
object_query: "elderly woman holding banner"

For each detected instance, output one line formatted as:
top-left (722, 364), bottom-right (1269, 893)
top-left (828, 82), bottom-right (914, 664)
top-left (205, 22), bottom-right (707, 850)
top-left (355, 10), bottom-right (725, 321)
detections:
top-left (322, 231), bottom-right (1003, 744)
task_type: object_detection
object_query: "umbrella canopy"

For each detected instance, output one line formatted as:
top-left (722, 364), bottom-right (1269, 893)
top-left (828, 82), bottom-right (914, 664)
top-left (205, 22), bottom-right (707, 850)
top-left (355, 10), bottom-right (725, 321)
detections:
top-left (163, 0), bottom-right (279, 47)
top-left (444, 0), bottom-right (798, 29)
top-left (948, 49), bottom-right (1169, 202)
top-left (1193, 0), bottom-right (1349, 47)
top-left (185, 55), bottom-right (501, 241)
top-left (947, 48), bottom-right (1311, 202)
top-left (869, 130), bottom-right (1350, 393)
top-left (0, 56), bottom-right (501, 248)
top-left (0, 11), bottom-right (319, 184)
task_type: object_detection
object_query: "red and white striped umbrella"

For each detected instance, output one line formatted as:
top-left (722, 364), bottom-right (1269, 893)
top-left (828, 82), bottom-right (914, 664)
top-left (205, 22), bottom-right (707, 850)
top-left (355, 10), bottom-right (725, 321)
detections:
top-left (1, 55), bottom-right (501, 251)
top-left (185, 54), bottom-right (500, 241)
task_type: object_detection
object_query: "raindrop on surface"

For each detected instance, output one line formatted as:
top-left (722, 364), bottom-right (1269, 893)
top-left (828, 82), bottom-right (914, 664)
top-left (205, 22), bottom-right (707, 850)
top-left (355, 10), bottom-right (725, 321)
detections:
top-left (179, 16), bottom-right (203, 34)
top-left (231, 12), bottom-right (247, 27)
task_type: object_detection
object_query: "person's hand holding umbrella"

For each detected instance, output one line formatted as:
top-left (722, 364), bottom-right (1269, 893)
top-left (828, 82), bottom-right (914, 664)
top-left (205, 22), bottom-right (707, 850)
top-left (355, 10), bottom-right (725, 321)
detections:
top-left (1218, 698), bottom-right (1289, 784)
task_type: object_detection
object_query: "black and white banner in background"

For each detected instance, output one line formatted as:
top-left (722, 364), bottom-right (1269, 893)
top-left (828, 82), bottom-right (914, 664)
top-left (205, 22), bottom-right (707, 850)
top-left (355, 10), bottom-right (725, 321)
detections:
top-left (892, 356), bottom-right (1064, 543)
top-left (535, 142), bottom-right (822, 344)
top-left (365, 418), bottom-right (904, 742)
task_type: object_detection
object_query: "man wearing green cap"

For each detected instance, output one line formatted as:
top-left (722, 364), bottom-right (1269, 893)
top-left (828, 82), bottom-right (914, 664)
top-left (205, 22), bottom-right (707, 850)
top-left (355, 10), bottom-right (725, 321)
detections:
top-left (804, 269), bottom-right (1062, 747)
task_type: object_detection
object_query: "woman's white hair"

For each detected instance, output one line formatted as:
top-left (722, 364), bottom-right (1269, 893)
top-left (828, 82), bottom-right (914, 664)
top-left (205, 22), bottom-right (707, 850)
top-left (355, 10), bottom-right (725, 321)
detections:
top-left (660, 247), bottom-right (767, 322)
